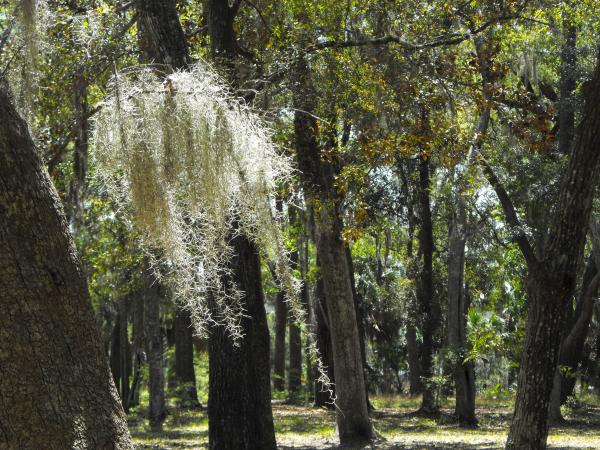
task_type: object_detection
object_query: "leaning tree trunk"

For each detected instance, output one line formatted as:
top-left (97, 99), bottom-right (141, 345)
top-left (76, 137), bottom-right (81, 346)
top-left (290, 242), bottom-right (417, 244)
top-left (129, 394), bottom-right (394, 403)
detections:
top-left (447, 198), bottom-right (477, 426)
top-left (173, 308), bottom-right (200, 407)
top-left (313, 274), bottom-right (336, 407)
top-left (0, 87), bottom-right (133, 449)
top-left (505, 42), bottom-right (600, 450)
top-left (208, 232), bottom-right (277, 450)
top-left (293, 58), bottom-right (373, 444)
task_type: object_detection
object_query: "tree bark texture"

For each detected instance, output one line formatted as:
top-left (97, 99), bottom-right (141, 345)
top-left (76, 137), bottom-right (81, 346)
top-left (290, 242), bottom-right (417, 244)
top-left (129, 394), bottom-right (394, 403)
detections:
top-left (0, 87), bottom-right (133, 449)
top-left (313, 275), bottom-right (336, 407)
top-left (208, 233), bottom-right (276, 450)
top-left (293, 57), bottom-right (373, 444)
top-left (506, 47), bottom-right (600, 450)
top-left (137, 0), bottom-right (191, 71)
top-left (203, 1), bottom-right (277, 448)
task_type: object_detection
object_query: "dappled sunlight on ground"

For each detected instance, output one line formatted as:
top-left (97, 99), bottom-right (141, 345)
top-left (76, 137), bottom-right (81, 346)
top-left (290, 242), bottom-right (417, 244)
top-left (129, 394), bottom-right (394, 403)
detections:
top-left (130, 397), bottom-right (600, 449)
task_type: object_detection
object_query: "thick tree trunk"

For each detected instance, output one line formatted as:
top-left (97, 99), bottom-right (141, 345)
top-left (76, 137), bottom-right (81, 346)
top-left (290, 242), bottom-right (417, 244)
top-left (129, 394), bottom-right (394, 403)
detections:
top-left (417, 156), bottom-right (440, 414)
top-left (0, 88), bottom-right (133, 448)
top-left (447, 199), bottom-right (477, 426)
top-left (506, 46), bottom-right (600, 450)
top-left (208, 232), bottom-right (276, 450)
top-left (144, 265), bottom-right (167, 430)
top-left (203, 1), bottom-right (277, 448)
top-left (273, 290), bottom-right (287, 392)
top-left (173, 308), bottom-right (200, 407)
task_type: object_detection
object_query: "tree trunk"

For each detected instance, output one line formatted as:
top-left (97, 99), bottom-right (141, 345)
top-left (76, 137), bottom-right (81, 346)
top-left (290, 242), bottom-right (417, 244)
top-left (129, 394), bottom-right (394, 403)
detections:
top-left (173, 308), bottom-right (200, 407)
top-left (0, 87), bottom-right (133, 448)
top-left (293, 56), bottom-right (372, 444)
top-left (208, 232), bottom-right (276, 450)
top-left (417, 156), bottom-right (440, 414)
top-left (128, 291), bottom-right (145, 407)
top-left (313, 275), bottom-right (336, 407)
top-left (203, 1), bottom-right (277, 448)
top-left (144, 264), bottom-right (167, 431)
top-left (288, 204), bottom-right (303, 400)
top-left (273, 291), bottom-right (287, 393)
top-left (406, 323), bottom-right (423, 395)
top-left (506, 46), bottom-right (600, 450)
top-left (447, 198), bottom-right (477, 426)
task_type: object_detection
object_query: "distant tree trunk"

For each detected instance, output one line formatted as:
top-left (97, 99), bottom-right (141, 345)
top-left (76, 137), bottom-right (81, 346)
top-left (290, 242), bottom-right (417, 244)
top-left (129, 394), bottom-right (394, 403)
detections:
top-left (417, 155), bottom-right (440, 414)
top-left (129, 291), bottom-right (145, 407)
top-left (120, 298), bottom-right (132, 412)
top-left (288, 205), bottom-right (303, 400)
top-left (504, 47), bottom-right (600, 450)
top-left (208, 232), bottom-right (276, 450)
top-left (173, 308), bottom-right (200, 407)
top-left (398, 159), bottom-right (423, 396)
top-left (144, 264), bottom-right (167, 430)
top-left (273, 289), bottom-right (287, 392)
top-left (447, 198), bottom-right (476, 426)
top-left (0, 87), bottom-right (133, 448)
top-left (110, 299), bottom-right (132, 412)
top-left (67, 74), bottom-right (88, 225)
top-left (293, 57), bottom-right (373, 444)
top-left (406, 324), bottom-right (423, 395)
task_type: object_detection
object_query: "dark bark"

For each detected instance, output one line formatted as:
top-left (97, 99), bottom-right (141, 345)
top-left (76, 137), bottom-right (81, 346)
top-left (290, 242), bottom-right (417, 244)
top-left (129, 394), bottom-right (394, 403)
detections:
top-left (398, 159), bottom-right (423, 395)
top-left (120, 298), bottom-right (132, 412)
top-left (110, 300), bottom-right (132, 412)
top-left (417, 156), bottom-right (440, 414)
top-left (204, 1), bottom-right (276, 448)
top-left (406, 324), bottom-right (423, 395)
top-left (208, 232), bottom-right (276, 450)
top-left (447, 198), bottom-right (477, 426)
top-left (143, 264), bottom-right (167, 431)
top-left (0, 87), bottom-right (133, 448)
top-left (137, 0), bottom-right (191, 71)
top-left (173, 308), bottom-right (200, 407)
top-left (273, 289), bottom-right (287, 392)
top-left (293, 57), bottom-right (373, 444)
top-left (505, 49), bottom-right (600, 450)
top-left (128, 291), bottom-right (145, 407)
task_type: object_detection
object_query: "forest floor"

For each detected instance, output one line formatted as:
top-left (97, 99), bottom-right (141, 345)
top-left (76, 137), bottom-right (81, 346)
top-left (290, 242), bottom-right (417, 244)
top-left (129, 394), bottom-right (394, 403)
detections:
top-left (130, 395), bottom-right (600, 449)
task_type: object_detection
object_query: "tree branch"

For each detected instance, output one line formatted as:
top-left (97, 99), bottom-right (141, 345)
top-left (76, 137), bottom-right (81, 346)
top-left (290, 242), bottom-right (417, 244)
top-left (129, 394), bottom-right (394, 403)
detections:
top-left (477, 155), bottom-right (538, 270)
top-left (305, 12), bottom-right (519, 54)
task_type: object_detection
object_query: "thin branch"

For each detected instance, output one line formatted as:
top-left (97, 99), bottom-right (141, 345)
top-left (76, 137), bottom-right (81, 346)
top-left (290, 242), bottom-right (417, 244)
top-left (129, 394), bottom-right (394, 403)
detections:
top-left (305, 12), bottom-right (519, 54)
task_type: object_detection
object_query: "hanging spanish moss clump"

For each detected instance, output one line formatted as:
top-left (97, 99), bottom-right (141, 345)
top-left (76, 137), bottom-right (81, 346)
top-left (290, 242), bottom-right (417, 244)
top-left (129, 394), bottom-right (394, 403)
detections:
top-left (4, 0), bottom-right (48, 121)
top-left (93, 64), bottom-right (301, 340)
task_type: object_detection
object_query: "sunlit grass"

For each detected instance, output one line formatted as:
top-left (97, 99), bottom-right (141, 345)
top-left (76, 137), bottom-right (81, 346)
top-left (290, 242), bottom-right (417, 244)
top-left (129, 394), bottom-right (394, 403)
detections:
top-left (130, 393), bottom-right (600, 449)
